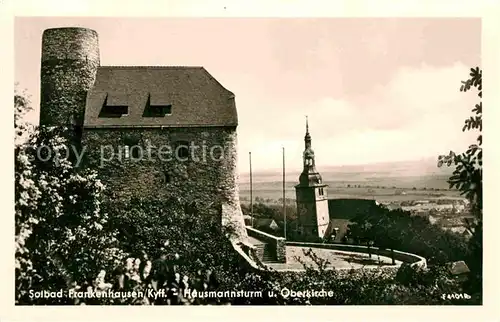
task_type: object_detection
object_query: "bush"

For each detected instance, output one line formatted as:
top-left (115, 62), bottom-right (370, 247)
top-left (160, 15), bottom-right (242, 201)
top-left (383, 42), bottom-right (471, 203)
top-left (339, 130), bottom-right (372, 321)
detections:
top-left (347, 204), bottom-right (469, 265)
top-left (15, 126), bottom-right (124, 304)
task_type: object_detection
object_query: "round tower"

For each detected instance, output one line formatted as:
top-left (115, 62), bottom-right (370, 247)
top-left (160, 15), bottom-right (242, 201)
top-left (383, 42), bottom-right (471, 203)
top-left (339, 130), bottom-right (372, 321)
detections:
top-left (39, 27), bottom-right (100, 128)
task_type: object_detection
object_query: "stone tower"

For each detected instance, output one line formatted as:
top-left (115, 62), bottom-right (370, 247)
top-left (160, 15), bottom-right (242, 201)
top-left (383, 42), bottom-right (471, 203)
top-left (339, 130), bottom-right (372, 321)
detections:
top-left (38, 27), bottom-right (248, 241)
top-left (295, 117), bottom-right (330, 240)
top-left (40, 27), bottom-right (100, 134)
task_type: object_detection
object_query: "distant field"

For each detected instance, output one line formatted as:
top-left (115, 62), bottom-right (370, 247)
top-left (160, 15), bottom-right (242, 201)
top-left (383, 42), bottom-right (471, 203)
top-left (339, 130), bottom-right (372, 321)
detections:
top-left (238, 176), bottom-right (462, 203)
top-left (238, 159), bottom-right (462, 203)
top-left (239, 187), bottom-right (461, 203)
top-left (240, 174), bottom-right (453, 190)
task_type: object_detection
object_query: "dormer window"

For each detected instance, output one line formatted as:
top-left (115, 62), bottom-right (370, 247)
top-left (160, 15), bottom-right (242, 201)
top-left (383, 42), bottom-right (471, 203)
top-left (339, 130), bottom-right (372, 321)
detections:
top-left (144, 93), bottom-right (172, 117)
top-left (100, 93), bottom-right (129, 117)
top-left (102, 105), bottom-right (128, 115)
top-left (151, 104), bottom-right (172, 116)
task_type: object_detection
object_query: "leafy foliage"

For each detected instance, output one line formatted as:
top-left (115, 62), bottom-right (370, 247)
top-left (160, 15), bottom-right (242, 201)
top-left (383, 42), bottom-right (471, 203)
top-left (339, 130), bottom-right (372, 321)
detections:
top-left (15, 96), bottom-right (124, 304)
top-left (105, 197), bottom-right (244, 277)
top-left (437, 66), bottom-right (483, 299)
top-left (100, 197), bottom-right (470, 305)
top-left (241, 202), bottom-right (299, 239)
top-left (347, 204), bottom-right (469, 265)
top-left (438, 67), bottom-right (482, 217)
top-left (15, 85), bottom-right (35, 146)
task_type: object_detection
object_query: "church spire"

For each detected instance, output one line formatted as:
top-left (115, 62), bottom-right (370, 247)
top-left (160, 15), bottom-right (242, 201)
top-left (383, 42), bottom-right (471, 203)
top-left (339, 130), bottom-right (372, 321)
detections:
top-left (295, 116), bottom-right (329, 240)
top-left (302, 116), bottom-right (315, 174)
top-left (304, 116), bottom-right (311, 149)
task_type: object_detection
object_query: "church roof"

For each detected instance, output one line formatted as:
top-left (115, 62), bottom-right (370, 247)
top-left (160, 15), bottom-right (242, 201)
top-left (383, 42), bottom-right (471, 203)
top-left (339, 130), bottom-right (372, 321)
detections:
top-left (83, 66), bottom-right (237, 128)
top-left (324, 218), bottom-right (351, 242)
top-left (328, 198), bottom-right (377, 220)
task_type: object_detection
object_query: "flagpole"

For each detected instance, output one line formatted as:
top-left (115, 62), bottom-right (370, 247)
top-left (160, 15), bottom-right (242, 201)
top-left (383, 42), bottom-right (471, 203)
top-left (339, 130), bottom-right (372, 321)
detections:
top-left (249, 151), bottom-right (253, 228)
top-left (283, 147), bottom-right (286, 240)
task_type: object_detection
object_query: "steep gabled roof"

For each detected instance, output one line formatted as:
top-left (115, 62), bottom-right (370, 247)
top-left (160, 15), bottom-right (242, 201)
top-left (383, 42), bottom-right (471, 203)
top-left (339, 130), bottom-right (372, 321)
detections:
top-left (254, 218), bottom-right (279, 230)
top-left (84, 66), bottom-right (237, 128)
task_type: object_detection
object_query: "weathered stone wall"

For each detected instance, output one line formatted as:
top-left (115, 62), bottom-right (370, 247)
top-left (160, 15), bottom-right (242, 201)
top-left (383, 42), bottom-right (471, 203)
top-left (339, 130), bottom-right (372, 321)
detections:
top-left (41, 28), bottom-right (100, 62)
top-left (246, 227), bottom-right (286, 263)
top-left (40, 28), bottom-right (99, 127)
top-left (276, 238), bottom-right (286, 263)
top-left (81, 126), bottom-right (247, 238)
top-left (253, 245), bottom-right (265, 262)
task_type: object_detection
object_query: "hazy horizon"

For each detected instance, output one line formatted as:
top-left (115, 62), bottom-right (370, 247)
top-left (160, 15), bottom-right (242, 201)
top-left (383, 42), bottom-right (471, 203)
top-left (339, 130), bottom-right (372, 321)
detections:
top-left (238, 156), bottom-right (453, 182)
top-left (15, 17), bottom-right (481, 173)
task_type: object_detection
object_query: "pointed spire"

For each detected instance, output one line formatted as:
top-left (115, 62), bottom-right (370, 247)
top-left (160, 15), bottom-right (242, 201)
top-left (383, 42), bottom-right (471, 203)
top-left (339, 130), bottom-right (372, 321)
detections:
top-left (304, 116), bottom-right (311, 149)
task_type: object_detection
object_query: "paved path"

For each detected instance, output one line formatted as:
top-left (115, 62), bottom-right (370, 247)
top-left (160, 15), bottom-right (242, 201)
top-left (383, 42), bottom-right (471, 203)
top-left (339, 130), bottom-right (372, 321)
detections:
top-left (266, 245), bottom-right (402, 271)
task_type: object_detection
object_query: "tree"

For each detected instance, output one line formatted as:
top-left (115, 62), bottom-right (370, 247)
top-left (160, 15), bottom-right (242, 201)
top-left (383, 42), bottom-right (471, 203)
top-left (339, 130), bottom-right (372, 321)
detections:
top-left (105, 197), bottom-right (240, 271)
top-left (15, 91), bottom-right (124, 304)
top-left (15, 86), bottom-right (35, 146)
top-left (348, 204), bottom-right (469, 266)
top-left (438, 67), bottom-right (482, 218)
top-left (438, 67), bottom-right (483, 298)
top-left (349, 220), bottom-right (375, 257)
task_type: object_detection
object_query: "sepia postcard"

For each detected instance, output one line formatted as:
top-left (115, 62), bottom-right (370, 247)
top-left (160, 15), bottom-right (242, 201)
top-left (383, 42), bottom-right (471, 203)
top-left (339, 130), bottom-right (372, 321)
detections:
top-left (2, 1), bottom-right (500, 322)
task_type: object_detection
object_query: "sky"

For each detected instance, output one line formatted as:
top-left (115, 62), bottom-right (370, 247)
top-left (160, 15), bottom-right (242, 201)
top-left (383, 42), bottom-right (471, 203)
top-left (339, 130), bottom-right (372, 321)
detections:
top-left (14, 17), bottom-right (481, 173)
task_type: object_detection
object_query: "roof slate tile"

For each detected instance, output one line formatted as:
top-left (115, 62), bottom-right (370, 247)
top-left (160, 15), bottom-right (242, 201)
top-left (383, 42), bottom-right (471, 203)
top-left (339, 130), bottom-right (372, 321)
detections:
top-left (84, 66), bottom-right (237, 128)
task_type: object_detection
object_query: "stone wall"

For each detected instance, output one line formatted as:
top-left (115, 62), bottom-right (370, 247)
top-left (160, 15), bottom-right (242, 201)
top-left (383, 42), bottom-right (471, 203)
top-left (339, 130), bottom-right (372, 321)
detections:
top-left (81, 126), bottom-right (247, 238)
top-left (232, 242), bottom-right (261, 271)
top-left (41, 28), bottom-right (100, 62)
top-left (246, 227), bottom-right (286, 263)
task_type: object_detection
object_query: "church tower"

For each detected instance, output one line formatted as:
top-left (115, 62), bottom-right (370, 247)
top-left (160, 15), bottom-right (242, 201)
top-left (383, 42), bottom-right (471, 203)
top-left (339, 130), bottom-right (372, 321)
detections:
top-left (294, 117), bottom-right (330, 240)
